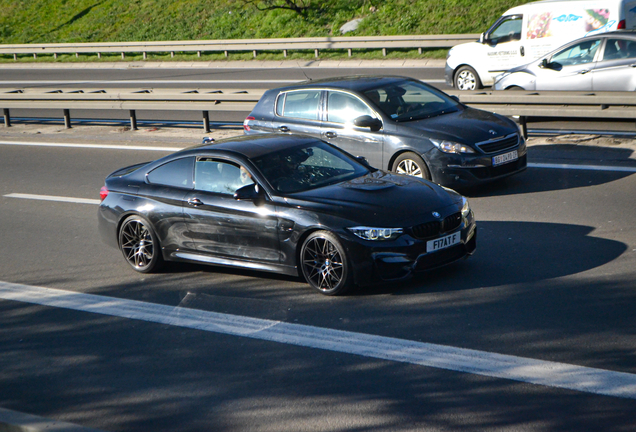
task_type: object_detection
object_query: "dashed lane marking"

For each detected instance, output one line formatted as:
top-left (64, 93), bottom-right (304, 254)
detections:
top-left (1, 280), bottom-right (636, 400)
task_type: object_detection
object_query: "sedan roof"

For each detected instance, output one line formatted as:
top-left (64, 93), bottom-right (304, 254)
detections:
top-left (270, 75), bottom-right (416, 93)
top-left (183, 133), bottom-right (321, 159)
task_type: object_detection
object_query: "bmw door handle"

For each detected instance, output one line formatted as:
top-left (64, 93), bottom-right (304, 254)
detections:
top-left (187, 198), bottom-right (203, 207)
top-left (279, 126), bottom-right (290, 132)
top-left (325, 131), bottom-right (337, 139)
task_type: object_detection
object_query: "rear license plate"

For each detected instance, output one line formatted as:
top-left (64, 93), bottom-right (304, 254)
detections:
top-left (427, 231), bottom-right (461, 253)
top-left (492, 150), bottom-right (518, 166)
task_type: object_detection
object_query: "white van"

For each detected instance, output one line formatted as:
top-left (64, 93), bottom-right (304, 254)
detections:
top-left (445, 0), bottom-right (636, 90)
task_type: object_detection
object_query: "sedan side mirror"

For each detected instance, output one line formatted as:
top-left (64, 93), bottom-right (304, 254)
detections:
top-left (353, 115), bottom-right (383, 132)
top-left (540, 58), bottom-right (551, 69)
top-left (234, 183), bottom-right (266, 204)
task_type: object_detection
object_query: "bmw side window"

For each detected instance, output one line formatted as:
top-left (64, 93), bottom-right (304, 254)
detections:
top-left (195, 158), bottom-right (254, 195)
top-left (552, 40), bottom-right (601, 66)
top-left (281, 90), bottom-right (321, 120)
top-left (327, 92), bottom-right (374, 124)
top-left (146, 157), bottom-right (193, 189)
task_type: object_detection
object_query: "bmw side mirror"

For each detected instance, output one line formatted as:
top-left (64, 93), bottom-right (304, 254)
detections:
top-left (353, 115), bottom-right (382, 132)
top-left (449, 95), bottom-right (460, 103)
top-left (355, 155), bottom-right (370, 166)
top-left (234, 183), bottom-right (265, 204)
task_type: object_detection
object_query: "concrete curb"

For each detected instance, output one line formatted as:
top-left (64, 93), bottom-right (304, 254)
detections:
top-left (0, 408), bottom-right (106, 432)
top-left (0, 59), bottom-right (447, 69)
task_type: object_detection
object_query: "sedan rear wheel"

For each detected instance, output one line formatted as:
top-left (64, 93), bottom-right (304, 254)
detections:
top-left (118, 215), bottom-right (163, 273)
top-left (392, 152), bottom-right (431, 180)
top-left (301, 231), bottom-right (352, 296)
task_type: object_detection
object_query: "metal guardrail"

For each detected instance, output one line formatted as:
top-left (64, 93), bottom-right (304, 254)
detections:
top-left (2, 87), bottom-right (635, 136)
top-left (0, 34), bottom-right (480, 60)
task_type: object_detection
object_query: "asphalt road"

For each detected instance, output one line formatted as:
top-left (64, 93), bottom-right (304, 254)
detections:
top-left (1, 122), bottom-right (636, 430)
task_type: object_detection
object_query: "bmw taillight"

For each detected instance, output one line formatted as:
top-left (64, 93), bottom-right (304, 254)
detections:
top-left (618, 19), bottom-right (626, 29)
top-left (100, 186), bottom-right (109, 201)
top-left (244, 116), bottom-right (255, 132)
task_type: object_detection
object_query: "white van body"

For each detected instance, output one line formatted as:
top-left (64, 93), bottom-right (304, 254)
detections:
top-left (445, 0), bottom-right (636, 89)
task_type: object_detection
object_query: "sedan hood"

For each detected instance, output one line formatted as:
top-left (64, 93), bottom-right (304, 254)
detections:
top-left (398, 106), bottom-right (517, 145)
top-left (284, 171), bottom-right (461, 227)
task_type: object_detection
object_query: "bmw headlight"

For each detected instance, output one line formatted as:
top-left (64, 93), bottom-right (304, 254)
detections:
top-left (347, 227), bottom-right (403, 241)
top-left (461, 196), bottom-right (471, 218)
top-left (431, 139), bottom-right (475, 154)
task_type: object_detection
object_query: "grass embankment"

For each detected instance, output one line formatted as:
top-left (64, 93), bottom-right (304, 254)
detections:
top-left (0, 0), bottom-right (535, 62)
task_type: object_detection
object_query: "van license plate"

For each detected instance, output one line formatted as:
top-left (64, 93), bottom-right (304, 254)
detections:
top-left (492, 150), bottom-right (518, 166)
top-left (427, 232), bottom-right (461, 253)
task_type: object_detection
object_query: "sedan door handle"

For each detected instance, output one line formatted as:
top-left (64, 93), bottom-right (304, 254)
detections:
top-left (187, 198), bottom-right (204, 207)
top-left (279, 126), bottom-right (290, 132)
top-left (325, 131), bottom-right (337, 139)
top-left (578, 69), bottom-right (590, 74)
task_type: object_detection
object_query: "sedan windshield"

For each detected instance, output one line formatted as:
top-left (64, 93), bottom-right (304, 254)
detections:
top-left (364, 79), bottom-right (459, 122)
top-left (251, 141), bottom-right (370, 193)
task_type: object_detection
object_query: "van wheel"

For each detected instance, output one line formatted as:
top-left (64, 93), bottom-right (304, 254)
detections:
top-left (455, 66), bottom-right (482, 91)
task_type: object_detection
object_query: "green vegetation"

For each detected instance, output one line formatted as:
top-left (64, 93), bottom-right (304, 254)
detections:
top-left (0, 0), bottom-right (535, 61)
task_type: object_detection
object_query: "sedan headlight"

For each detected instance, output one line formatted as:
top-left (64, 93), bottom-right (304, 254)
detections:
top-left (431, 139), bottom-right (476, 154)
top-left (347, 227), bottom-right (403, 241)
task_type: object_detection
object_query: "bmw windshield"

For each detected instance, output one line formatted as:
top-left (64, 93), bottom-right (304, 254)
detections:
top-left (251, 141), bottom-right (371, 193)
top-left (364, 79), bottom-right (460, 122)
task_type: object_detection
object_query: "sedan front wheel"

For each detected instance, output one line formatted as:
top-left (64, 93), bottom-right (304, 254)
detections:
top-left (392, 152), bottom-right (431, 180)
top-left (301, 231), bottom-right (352, 296)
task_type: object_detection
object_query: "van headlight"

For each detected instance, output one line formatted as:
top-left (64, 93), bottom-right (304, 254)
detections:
top-left (347, 227), bottom-right (403, 241)
top-left (431, 139), bottom-right (476, 154)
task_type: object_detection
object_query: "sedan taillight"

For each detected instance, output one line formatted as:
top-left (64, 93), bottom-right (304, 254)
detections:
top-left (100, 186), bottom-right (109, 201)
top-left (244, 116), bottom-right (255, 132)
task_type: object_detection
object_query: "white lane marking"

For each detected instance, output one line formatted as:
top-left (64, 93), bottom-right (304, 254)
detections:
top-left (0, 141), bottom-right (182, 152)
top-left (529, 162), bottom-right (636, 173)
top-left (4, 193), bottom-right (101, 205)
top-left (1, 280), bottom-right (636, 400)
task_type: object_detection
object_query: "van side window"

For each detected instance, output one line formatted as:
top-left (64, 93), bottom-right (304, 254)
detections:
top-left (489, 15), bottom-right (522, 44)
top-left (279, 90), bottom-right (321, 120)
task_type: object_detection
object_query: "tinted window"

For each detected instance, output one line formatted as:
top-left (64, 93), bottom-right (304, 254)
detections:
top-left (603, 38), bottom-right (636, 60)
top-left (327, 92), bottom-right (375, 124)
top-left (281, 90), bottom-right (321, 120)
top-left (364, 80), bottom-right (459, 122)
top-left (194, 158), bottom-right (254, 195)
top-left (490, 15), bottom-right (522, 43)
top-left (252, 142), bottom-right (369, 193)
top-left (147, 157), bottom-right (193, 189)
top-left (552, 39), bottom-right (601, 66)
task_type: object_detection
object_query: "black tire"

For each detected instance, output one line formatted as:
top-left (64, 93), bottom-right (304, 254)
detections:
top-left (392, 152), bottom-right (431, 180)
top-left (505, 85), bottom-right (524, 91)
top-left (300, 231), bottom-right (352, 296)
top-left (455, 66), bottom-right (482, 91)
top-left (118, 215), bottom-right (164, 273)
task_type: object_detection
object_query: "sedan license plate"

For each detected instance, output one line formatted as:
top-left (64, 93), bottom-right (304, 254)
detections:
top-left (492, 150), bottom-right (518, 166)
top-left (427, 231), bottom-right (461, 253)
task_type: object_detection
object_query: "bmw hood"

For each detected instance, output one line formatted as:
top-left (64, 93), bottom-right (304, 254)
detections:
top-left (284, 171), bottom-right (462, 226)
top-left (398, 106), bottom-right (517, 145)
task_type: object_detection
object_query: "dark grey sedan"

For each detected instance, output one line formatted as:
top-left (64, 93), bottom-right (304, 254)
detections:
top-left (244, 76), bottom-right (526, 188)
top-left (494, 31), bottom-right (636, 91)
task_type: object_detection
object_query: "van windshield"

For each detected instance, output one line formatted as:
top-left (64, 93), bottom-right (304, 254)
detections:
top-left (364, 80), bottom-right (460, 123)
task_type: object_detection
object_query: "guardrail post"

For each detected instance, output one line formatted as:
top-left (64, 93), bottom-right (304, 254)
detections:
top-left (203, 111), bottom-right (210, 133)
top-left (519, 116), bottom-right (528, 140)
top-left (130, 110), bottom-right (138, 130)
top-left (418, 48), bottom-right (422, 54)
top-left (171, 52), bottom-right (175, 58)
top-left (13, 54), bottom-right (17, 61)
top-left (143, 52), bottom-right (147, 60)
top-left (253, 50), bottom-right (257, 58)
top-left (121, 52), bottom-right (125, 60)
top-left (197, 51), bottom-right (201, 57)
top-left (97, 52), bottom-right (101, 59)
top-left (283, 50), bottom-right (287, 58)
top-left (382, 48), bottom-right (387, 56)
top-left (63, 109), bottom-right (71, 129)
top-left (3, 109), bottom-right (11, 127)
top-left (33, 53), bottom-right (37, 59)
top-left (54, 53), bottom-right (58, 59)
top-left (224, 51), bottom-right (228, 57)
top-left (348, 49), bottom-right (352, 57)
top-left (315, 49), bottom-right (319, 58)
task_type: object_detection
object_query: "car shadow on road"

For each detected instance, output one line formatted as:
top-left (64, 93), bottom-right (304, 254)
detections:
top-left (359, 220), bottom-right (627, 297)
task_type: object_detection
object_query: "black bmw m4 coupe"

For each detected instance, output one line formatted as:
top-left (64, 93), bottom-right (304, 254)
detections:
top-left (98, 134), bottom-right (476, 295)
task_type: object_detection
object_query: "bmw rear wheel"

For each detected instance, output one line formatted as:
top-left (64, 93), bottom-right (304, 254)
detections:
top-left (392, 152), bottom-right (431, 180)
top-left (301, 231), bottom-right (352, 296)
top-left (118, 215), bottom-right (163, 273)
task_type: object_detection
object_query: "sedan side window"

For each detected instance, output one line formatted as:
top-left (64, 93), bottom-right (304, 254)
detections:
top-left (146, 157), bottom-right (193, 189)
top-left (327, 92), bottom-right (375, 124)
top-left (195, 158), bottom-right (254, 195)
top-left (603, 39), bottom-right (636, 60)
top-left (279, 90), bottom-right (321, 120)
top-left (552, 39), bottom-right (601, 66)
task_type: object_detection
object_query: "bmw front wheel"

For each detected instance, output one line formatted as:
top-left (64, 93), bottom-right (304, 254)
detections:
top-left (300, 231), bottom-right (352, 296)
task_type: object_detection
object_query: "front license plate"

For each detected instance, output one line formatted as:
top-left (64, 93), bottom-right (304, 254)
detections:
top-left (427, 231), bottom-right (461, 253)
top-left (492, 150), bottom-right (518, 166)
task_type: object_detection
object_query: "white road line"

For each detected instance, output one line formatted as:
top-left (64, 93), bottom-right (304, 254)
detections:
top-left (0, 141), bottom-right (182, 152)
top-left (528, 162), bottom-right (636, 173)
top-left (1, 280), bottom-right (635, 400)
top-left (4, 193), bottom-right (100, 205)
